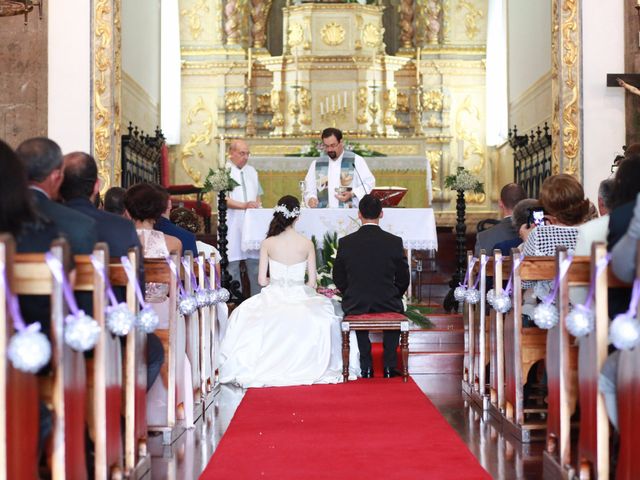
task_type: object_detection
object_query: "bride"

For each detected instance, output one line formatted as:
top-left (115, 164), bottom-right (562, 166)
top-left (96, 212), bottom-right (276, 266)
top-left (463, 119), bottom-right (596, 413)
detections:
top-left (218, 195), bottom-right (359, 388)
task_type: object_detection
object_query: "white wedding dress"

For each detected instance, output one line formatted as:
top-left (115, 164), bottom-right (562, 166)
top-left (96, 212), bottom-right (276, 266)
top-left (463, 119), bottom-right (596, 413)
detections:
top-left (218, 259), bottom-right (359, 388)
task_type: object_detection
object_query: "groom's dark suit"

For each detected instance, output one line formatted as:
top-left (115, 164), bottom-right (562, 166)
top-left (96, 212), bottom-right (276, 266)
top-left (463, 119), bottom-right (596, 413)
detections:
top-left (333, 224), bottom-right (410, 370)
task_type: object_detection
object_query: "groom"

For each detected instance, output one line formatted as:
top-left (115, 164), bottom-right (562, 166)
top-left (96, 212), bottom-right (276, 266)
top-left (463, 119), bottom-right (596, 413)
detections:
top-left (332, 195), bottom-right (410, 378)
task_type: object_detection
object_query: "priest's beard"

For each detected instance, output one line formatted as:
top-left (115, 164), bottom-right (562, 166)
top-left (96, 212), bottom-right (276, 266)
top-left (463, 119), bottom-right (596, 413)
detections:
top-left (327, 151), bottom-right (337, 159)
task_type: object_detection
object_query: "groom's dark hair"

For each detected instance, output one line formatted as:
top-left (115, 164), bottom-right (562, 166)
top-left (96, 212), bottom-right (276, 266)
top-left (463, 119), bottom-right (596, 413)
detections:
top-left (358, 194), bottom-right (382, 220)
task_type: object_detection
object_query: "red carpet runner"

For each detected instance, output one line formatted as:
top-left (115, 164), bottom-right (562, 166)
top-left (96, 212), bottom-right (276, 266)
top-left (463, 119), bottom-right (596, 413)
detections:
top-left (201, 378), bottom-right (490, 479)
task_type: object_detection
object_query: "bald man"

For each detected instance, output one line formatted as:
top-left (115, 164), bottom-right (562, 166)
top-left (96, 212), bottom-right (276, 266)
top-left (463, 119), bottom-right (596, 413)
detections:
top-left (226, 139), bottom-right (263, 297)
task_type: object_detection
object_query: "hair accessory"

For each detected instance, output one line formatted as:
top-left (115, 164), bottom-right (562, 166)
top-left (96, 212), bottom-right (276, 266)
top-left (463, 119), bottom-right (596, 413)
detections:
top-left (274, 204), bottom-right (300, 219)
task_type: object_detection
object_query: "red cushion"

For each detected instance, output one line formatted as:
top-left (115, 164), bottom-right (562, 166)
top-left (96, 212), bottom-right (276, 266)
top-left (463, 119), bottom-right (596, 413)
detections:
top-left (345, 312), bottom-right (407, 321)
top-left (167, 184), bottom-right (202, 195)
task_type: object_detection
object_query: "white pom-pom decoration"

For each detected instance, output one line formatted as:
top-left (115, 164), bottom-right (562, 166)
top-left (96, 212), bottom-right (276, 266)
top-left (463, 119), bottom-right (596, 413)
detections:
top-left (106, 303), bottom-right (135, 336)
top-left (217, 288), bottom-right (230, 303)
top-left (179, 295), bottom-right (198, 316)
top-left (454, 286), bottom-right (467, 302)
top-left (137, 306), bottom-right (159, 333)
top-left (609, 313), bottom-right (640, 350)
top-left (493, 292), bottom-right (512, 314)
top-left (64, 312), bottom-right (101, 352)
top-left (7, 327), bottom-right (52, 373)
top-left (465, 288), bottom-right (481, 304)
top-left (486, 289), bottom-right (495, 307)
top-left (532, 303), bottom-right (559, 329)
top-left (196, 289), bottom-right (210, 308)
top-left (534, 281), bottom-right (553, 301)
top-left (565, 304), bottom-right (595, 338)
top-left (207, 289), bottom-right (220, 306)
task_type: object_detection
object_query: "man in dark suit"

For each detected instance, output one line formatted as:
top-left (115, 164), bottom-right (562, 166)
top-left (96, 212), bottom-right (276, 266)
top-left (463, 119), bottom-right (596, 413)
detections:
top-left (16, 137), bottom-right (98, 255)
top-left (152, 185), bottom-right (199, 256)
top-left (333, 195), bottom-right (410, 378)
top-left (474, 183), bottom-right (526, 256)
top-left (59, 151), bottom-right (164, 391)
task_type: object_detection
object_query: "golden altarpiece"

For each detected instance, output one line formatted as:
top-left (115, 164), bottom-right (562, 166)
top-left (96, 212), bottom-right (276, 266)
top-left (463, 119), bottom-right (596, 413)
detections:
top-left (177, 0), bottom-right (496, 226)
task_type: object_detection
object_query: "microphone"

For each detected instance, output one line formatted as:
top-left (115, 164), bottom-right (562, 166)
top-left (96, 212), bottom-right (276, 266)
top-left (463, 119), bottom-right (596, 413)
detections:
top-left (353, 159), bottom-right (371, 197)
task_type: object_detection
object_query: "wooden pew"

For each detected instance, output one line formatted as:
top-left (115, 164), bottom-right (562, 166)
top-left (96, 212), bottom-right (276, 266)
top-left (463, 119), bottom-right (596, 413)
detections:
top-left (488, 251), bottom-right (511, 425)
top-left (107, 248), bottom-right (151, 478)
top-left (0, 235), bottom-right (40, 479)
top-left (145, 253), bottom-right (187, 445)
top-left (182, 252), bottom-right (203, 421)
top-left (614, 239), bottom-right (640, 480)
top-left (469, 250), bottom-right (491, 411)
top-left (196, 253), bottom-right (215, 408)
top-left (542, 247), bottom-right (585, 478)
top-left (75, 245), bottom-right (124, 479)
top-left (462, 251), bottom-right (476, 396)
top-left (503, 253), bottom-right (552, 443)
top-left (14, 239), bottom-right (88, 479)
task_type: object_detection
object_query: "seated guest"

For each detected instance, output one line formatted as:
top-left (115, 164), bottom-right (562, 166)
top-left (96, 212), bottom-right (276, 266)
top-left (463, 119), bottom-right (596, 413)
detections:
top-left (0, 139), bottom-right (58, 251)
top-left (474, 183), bottom-right (526, 256)
top-left (60, 154), bottom-right (164, 391)
top-left (521, 174), bottom-right (589, 257)
top-left (60, 152), bottom-right (142, 258)
top-left (494, 198), bottom-right (540, 255)
top-left (16, 137), bottom-right (97, 255)
top-left (608, 154), bottom-right (640, 249)
top-left (124, 183), bottom-right (182, 302)
top-left (575, 178), bottom-right (614, 256)
top-left (103, 186), bottom-right (127, 216)
top-left (152, 185), bottom-right (198, 256)
top-left (611, 192), bottom-right (640, 284)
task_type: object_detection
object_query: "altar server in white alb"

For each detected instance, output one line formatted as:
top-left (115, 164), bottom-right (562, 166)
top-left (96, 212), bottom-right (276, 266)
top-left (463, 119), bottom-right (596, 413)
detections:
top-left (226, 139), bottom-right (263, 296)
top-left (304, 128), bottom-right (375, 208)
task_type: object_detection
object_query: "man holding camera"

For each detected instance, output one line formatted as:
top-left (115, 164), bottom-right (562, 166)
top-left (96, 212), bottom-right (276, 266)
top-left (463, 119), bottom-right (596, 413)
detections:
top-left (474, 183), bottom-right (526, 256)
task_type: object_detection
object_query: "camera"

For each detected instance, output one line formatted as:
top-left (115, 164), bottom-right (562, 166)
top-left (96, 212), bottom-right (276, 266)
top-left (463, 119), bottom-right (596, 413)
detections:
top-left (527, 208), bottom-right (545, 228)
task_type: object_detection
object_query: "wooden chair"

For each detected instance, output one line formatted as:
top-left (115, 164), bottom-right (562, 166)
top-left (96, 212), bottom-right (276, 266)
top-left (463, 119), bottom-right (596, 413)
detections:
top-left (341, 312), bottom-right (410, 383)
top-left (503, 253), bottom-right (552, 443)
top-left (488, 251), bottom-right (511, 426)
top-left (14, 239), bottom-right (88, 479)
top-left (75, 245), bottom-right (124, 479)
top-left (107, 248), bottom-right (151, 478)
top-left (0, 235), bottom-right (40, 479)
top-left (614, 239), bottom-right (640, 480)
top-left (182, 252), bottom-right (203, 421)
top-left (145, 253), bottom-right (187, 445)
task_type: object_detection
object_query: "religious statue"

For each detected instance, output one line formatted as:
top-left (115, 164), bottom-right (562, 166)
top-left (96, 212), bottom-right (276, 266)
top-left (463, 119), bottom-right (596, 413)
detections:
top-left (618, 78), bottom-right (640, 97)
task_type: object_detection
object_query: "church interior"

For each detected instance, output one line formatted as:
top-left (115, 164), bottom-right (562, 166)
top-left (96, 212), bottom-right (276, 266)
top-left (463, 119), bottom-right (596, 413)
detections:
top-left (1, 0), bottom-right (640, 478)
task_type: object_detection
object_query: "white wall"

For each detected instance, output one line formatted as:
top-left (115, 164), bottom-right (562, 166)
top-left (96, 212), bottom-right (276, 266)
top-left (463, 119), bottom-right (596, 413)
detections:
top-left (48, 0), bottom-right (91, 152)
top-left (122, 0), bottom-right (161, 105)
top-left (507, 0), bottom-right (551, 104)
top-left (582, 0), bottom-right (625, 203)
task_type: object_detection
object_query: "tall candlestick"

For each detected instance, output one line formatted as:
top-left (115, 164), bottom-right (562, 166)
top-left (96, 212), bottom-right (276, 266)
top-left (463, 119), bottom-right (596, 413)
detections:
top-left (415, 47), bottom-right (421, 84)
top-left (331, 95), bottom-right (335, 111)
top-left (325, 97), bottom-right (329, 113)
top-left (294, 51), bottom-right (299, 84)
top-left (457, 139), bottom-right (464, 168)
top-left (219, 136), bottom-right (226, 167)
top-left (247, 48), bottom-right (252, 82)
top-left (337, 94), bottom-right (342, 110)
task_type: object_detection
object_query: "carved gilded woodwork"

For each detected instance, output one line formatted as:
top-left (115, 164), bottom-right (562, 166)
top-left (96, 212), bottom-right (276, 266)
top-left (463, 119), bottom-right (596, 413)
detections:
top-left (256, 93), bottom-right (273, 114)
top-left (422, 90), bottom-right (444, 111)
top-left (251, 0), bottom-right (273, 49)
top-left (224, 0), bottom-right (241, 45)
top-left (457, 0), bottom-right (483, 41)
top-left (225, 91), bottom-right (246, 112)
top-left (397, 92), bottom-right (410, 112)
top-left (357, 87), bottom-right (369, 124)
top-left (426, 150), bottom-right (441, 191)
top-left (180, 97), bottom-right (212, 185)
top-left (288, 22), bottom-right (304, 47)
top-left (270, 89), bottom-right (284, 127)
top-left (299, 87), bottom-right (311, 126)
top-left (399, 0), bottom-right (415, 49)
top-left (362, 23), bottom-right (383, 48)
top-left (181, 0), bottom-right (209, 40)
top-left (455, 96), bottom-right (485, 174)
top-left (320, 22), bottom-right (346, 46)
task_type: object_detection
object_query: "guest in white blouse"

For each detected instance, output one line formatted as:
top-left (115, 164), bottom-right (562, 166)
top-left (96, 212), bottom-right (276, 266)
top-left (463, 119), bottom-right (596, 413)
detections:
top-left (225, 139), bottom-right (263, 297)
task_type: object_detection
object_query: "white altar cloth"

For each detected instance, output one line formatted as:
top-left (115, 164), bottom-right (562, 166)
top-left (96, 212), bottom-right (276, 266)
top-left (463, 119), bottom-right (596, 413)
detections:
top-left (240, 208), bottom-right (438, 253)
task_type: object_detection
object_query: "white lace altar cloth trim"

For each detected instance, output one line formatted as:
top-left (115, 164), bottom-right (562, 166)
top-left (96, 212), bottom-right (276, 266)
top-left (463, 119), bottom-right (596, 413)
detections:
top-left (240, 208), bottom-right (438, 253)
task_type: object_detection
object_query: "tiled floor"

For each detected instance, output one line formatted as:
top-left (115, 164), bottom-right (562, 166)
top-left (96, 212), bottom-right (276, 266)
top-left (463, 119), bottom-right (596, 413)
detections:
top-left (149, 375), bottom-right (543, 479)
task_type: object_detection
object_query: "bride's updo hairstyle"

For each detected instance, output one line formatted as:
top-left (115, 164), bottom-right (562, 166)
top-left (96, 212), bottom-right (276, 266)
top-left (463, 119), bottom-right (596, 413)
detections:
top-left (267, 195), bottom-right (300, 238)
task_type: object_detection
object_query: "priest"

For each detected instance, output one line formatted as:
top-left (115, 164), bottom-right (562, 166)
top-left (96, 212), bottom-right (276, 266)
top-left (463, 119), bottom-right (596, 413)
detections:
top-left (303, 127), bottom-right (375, 208)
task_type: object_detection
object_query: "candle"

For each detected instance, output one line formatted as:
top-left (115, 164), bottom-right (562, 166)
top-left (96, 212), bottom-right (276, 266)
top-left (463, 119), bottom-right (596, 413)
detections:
top-left (343, 91), bottom-right (347, 111)
top-left (352, 90), bottom-right (356, 112)
top-left (415, 47), bottom-right (421, 84)
top-left (219, 136), bottom-right (226, 167)
top-left (247, 48), bottom-right (252, 82)
top-left (331, 95), bottom-right (335, 112)
top-left (337, 94), bottom-right (342, 110)
top-left (457, 139), bottom-right (464, 168)
top-left (320, 102), bottom-right (324, 116)
top-left (325, 97), bottom-right (329, 113)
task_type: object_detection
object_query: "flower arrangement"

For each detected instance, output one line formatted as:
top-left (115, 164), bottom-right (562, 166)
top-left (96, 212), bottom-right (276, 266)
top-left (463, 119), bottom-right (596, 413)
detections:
top-left (311, 232), bottom-right (433, 329)
top-left (444, 167), bottom-right (484, 193)
top-left (202, 165), bottom-right (240, 193)
top-left (286, 140), bottom-right (387, 158)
